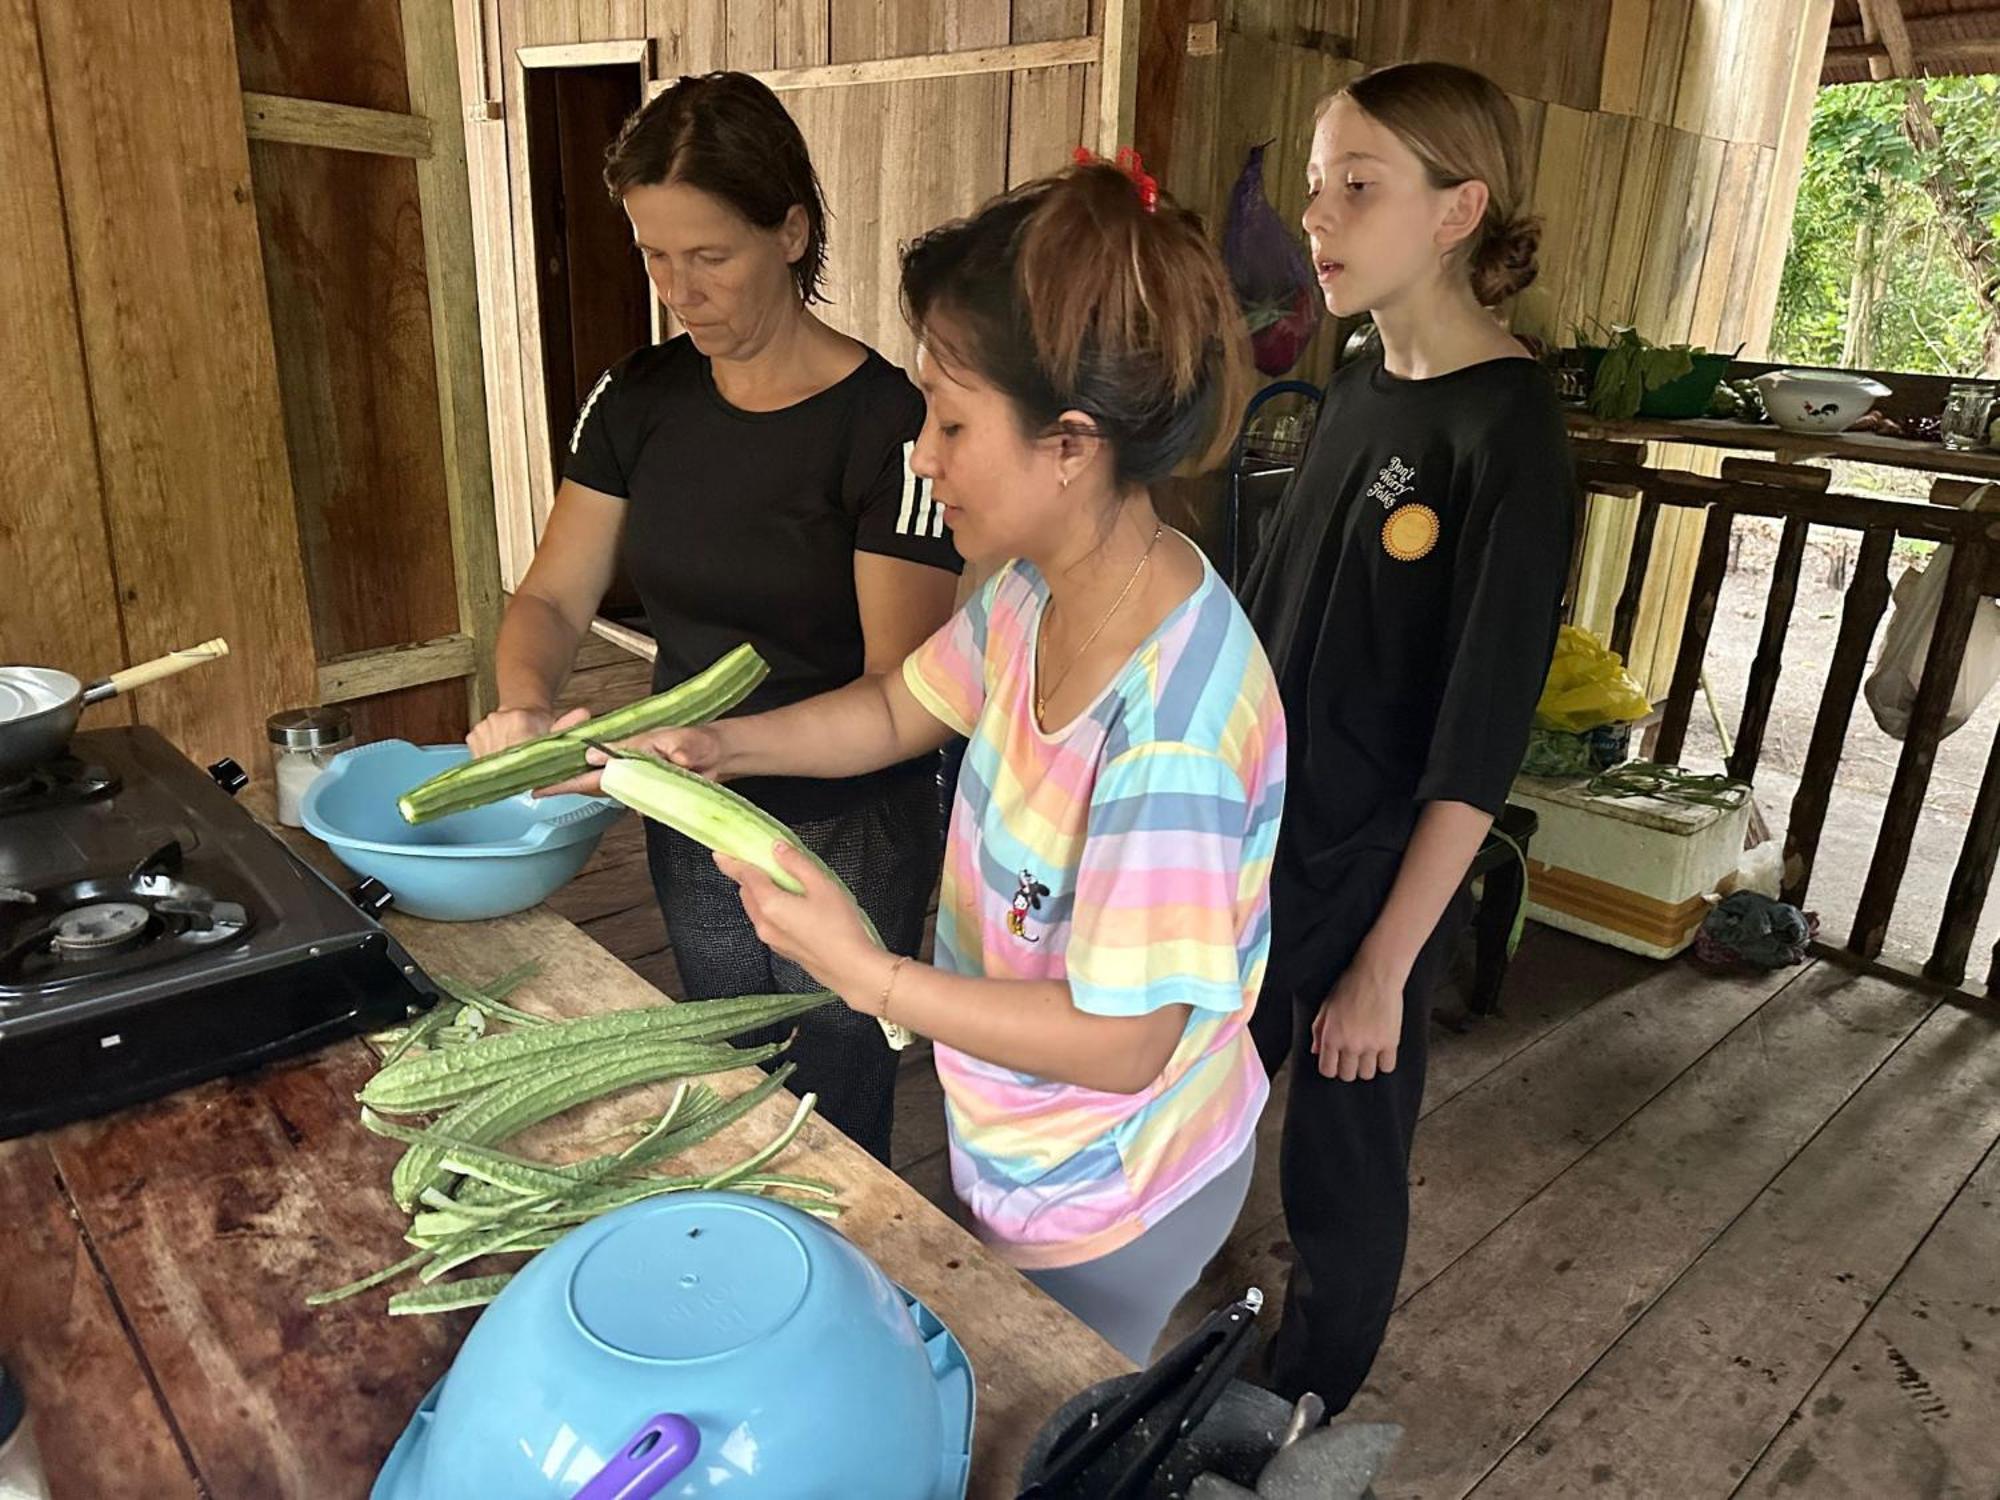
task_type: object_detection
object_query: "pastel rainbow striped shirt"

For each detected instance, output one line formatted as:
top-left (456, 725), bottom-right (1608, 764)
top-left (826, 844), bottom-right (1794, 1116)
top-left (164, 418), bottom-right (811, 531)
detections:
top-left (903, 551), bottom-right (1286, 1269)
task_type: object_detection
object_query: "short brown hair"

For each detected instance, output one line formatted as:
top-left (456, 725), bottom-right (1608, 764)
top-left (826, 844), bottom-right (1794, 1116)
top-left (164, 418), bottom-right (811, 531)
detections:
top-left (900, 162), bottom-right (1251, 486)
top-left (1336, 62), bottom-right (1539, 305)
top-left (603, 72), bottom-right (829, 305)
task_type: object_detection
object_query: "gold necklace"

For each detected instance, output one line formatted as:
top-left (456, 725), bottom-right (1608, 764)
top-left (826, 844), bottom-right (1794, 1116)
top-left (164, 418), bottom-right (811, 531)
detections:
top-left (1036, 523), bottom-right (1165, 724)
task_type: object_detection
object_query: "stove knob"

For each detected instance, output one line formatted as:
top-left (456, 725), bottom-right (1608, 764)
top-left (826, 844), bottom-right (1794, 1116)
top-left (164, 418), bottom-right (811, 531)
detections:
top-left (349, 877), bottom-right (394, 917)
top-left (207, 757), bottom-right (250, 796)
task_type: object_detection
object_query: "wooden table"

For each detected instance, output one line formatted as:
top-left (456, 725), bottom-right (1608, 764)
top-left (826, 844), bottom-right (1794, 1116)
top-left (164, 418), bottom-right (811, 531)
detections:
top-left (0, 810), bottom-right (1126, 1498)
top-left (1564, 410), bottom-right (2000, 482)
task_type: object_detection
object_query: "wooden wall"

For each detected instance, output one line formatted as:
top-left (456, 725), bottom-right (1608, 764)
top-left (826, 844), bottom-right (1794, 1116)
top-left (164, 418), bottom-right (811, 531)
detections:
top-left (1161, 0), bottom-right (1832, 695)
top-left (459, 0), bottom-right (1124, 587)
top-left (2, 0), bottom-right (318, 767)
top-left (0, 0), bottom-right (504, 771)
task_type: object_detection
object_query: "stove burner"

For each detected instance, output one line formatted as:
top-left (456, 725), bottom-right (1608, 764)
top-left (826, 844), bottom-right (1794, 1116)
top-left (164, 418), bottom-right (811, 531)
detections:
top-left (51, 901), bottom-right (153, 955)
top-left (0, 859), bottom-right (254, 996)
top-left (0, 757), bottom-right (120, 818)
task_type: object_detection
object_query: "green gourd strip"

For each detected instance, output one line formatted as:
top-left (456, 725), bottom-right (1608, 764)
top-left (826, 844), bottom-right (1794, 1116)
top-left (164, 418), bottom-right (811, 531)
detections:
top-left (364, 1034), bottom-right (756, 1116)
top-left (699, 1094), bottom-right (816, 1190)
top-left (360, 991), bottom-right (833, 1110)
top-left (304, 1248), bottom-right (432, 1308)
top-left (387, 1274), bottom-right (514, 1316)
top-left (398, 645), bottom-right (766, 824)
top-left (389, 1037), bottom-right (789, 1208)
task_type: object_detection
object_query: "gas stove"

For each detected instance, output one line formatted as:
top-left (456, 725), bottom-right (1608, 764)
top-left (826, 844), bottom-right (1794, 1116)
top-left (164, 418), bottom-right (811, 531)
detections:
top-left (0, 725), bottom-right (437, 1139)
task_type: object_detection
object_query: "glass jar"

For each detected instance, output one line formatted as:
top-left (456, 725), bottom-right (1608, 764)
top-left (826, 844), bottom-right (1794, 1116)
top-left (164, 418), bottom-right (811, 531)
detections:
top-left (267, 706), bottom-right (354, 827)
top-left (0, 1361), bottom-right (51, 1500)
top-left (1940, 381), bottom-right (1997, 451)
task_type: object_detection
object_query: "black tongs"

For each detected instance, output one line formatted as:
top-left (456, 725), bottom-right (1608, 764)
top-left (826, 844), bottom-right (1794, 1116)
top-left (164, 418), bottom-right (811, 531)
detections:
top-left (1018, 1287), bottom-right (1264, 1500)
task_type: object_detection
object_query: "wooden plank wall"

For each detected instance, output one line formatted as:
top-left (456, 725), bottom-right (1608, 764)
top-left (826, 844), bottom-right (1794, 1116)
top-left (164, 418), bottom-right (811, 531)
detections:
top-left (466, 0), bottom-right (1101, 580)
top-left (1167, 0), bottom-right (1833, 697)
top-left (2, 0), bottom-right (502, 773)
top-left (235, 0), bottom-right (471, 747)
top-left (5, 0), bottom-right (321, 768)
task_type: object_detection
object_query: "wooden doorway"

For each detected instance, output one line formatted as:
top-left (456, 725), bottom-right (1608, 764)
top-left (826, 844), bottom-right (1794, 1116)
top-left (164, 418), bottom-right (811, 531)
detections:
top-left (517, 41), bottom-right (653, 630)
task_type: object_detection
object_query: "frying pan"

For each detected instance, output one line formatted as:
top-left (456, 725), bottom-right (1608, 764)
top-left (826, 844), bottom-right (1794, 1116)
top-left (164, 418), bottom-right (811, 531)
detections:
top-left (0, 638), bottom-right (230, 776)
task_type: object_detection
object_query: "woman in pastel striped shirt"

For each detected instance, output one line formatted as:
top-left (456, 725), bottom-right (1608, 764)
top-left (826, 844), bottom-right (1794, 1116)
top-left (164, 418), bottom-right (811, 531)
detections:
top-left (609, 159), bottom-right (1287, 1361)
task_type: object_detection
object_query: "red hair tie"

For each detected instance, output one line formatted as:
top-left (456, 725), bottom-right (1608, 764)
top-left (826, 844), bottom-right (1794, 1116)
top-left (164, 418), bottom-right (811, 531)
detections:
top-left (1072, 143), bottom-right (1159, 213)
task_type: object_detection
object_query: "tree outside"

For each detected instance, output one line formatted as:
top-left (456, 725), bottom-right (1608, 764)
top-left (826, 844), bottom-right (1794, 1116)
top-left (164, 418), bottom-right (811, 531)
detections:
top-left (1771, 75), bottom-right (2000, 378)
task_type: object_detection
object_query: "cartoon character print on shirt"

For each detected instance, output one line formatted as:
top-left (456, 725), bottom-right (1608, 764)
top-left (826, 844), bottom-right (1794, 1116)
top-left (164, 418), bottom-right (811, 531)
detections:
top-left (1367, 454), bottom-right (1441, 563)
top-left (1007, 870), bottom-right (1051, 942)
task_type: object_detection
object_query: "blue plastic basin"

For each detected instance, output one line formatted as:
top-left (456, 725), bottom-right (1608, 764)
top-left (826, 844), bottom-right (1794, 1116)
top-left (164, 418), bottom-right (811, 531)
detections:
top-left (301, 740), bottom-right (620, 922)
top-left (372, 1193), bottom-right (976, 1499)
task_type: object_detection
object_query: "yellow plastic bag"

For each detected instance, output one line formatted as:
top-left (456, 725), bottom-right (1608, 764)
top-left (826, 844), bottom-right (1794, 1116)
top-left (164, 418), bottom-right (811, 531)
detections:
top-left (1534, 625), bottom-right (1652, 733)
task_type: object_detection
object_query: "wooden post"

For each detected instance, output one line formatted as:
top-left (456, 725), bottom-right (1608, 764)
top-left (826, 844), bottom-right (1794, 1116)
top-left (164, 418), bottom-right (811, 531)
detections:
top-left (404, 0), bottom-right (505, 720)
top-left (1727, 515), bottom-right (1811, 784)
top-left (1097, 0), bottom-right (1139, 154)
top-left (1931, 716), bottom-right (2000, 986)
top-left (1133, 0), bottom-right (1193, 181)
top-left (1782, 527), bottom-right (1895, 909)
top-left (1654, 503), bottom-right (1734, 764)
top-left (1610, 495), bottom-right (1661, 664)
top-left (1849, 536), bottom-right (1990, 959)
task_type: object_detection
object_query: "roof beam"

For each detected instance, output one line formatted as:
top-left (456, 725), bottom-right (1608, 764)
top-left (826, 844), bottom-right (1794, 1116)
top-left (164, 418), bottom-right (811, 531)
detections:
top-left (1859, 0), bottom-right (1918, 77)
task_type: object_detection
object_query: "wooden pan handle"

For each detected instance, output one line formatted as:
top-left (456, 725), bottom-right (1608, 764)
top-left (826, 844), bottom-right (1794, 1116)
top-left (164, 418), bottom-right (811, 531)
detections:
top-left (101, 638), bottom-right (231, 697)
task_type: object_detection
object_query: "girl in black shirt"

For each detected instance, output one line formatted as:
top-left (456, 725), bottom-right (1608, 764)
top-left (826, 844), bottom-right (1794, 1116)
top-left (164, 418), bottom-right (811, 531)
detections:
top-left (1242, 62), bottom-right (1576, 1406)
top-left (475, 74), bottom-right (962, 1164)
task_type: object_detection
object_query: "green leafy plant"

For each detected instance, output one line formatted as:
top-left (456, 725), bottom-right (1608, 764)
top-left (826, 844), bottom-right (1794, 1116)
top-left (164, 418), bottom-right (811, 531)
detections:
top-left (1579, 324), bottom-right (1701, 420)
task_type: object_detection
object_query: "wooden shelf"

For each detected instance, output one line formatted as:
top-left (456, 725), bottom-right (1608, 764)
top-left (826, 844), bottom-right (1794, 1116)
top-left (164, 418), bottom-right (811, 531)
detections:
top-left (1564, 411), bottom-right (2000, 483)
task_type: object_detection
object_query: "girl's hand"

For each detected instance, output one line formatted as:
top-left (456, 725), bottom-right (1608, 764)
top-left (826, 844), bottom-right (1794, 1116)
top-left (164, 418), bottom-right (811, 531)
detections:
top-left (1310, 957), bottom-right (1407, 1081)
top-left (608, 724), bottom-right (734, 780)
top-left (713, 841), bottom-right (881, 1006)
top-left (538, 722), bottom-right (733, 799)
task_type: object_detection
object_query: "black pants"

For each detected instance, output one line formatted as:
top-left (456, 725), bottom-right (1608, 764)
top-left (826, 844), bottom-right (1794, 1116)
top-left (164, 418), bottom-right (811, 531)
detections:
top-left (644, 765), bottom-right (941, 1165)
top-left (1249, 881), bottom-right (1469, 1409)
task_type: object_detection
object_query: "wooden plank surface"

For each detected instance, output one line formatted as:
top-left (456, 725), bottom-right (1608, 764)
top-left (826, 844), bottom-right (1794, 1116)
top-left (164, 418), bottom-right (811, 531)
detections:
top-left (36, 0), bottom-right (319, 770)
top-left (404, 0), bottom-right (506, 721)
top-left (1168, 929), bottom-right (1657, 1349)
top-left (0, 1137), bottom-right (198, 1498)
top-left (1737, 1134), bottom-right (2000, 1498)
top-left (1470, 999), bottom-right (2000, 1498)
top-left (1727, 512), bottom-right (1810, 784)
top-left (43, 1046), bottom-right (469, 1496)
top-left (1351, 964), bottom-right (1936, 1499)
top-left (0, 0), bottom-right (130, 707)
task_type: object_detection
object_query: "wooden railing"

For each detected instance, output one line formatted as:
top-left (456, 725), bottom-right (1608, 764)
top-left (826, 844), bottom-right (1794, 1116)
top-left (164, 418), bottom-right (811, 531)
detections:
top-left (1572, 440), bottom-right (2000, 996)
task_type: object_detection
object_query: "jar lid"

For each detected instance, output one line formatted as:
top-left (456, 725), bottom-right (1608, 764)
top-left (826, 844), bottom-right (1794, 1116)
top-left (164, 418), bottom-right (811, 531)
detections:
top-left (0, 1358), bottom-right (22, 1446)
top-left (267, 706), bottom-right (353, 750)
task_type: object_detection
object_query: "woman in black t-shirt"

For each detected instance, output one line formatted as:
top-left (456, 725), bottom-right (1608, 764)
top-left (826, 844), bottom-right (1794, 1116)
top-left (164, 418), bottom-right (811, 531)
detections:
top-left (1240, 63), bottom-right (1576, 1406)
top-left (471, 73), bottom-right (961, 1163)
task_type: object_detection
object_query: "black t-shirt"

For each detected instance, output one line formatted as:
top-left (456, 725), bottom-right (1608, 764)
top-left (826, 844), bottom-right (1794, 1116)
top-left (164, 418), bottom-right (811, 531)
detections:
top-left (1243, 354), bottom-right (1576, 988)
top-left (565, 336), bottom-right (962, 820)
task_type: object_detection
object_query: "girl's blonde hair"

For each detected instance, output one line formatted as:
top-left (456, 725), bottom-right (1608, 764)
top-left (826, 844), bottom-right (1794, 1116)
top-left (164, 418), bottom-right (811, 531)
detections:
top-left (1331, 61), bottom-right (1539, 305)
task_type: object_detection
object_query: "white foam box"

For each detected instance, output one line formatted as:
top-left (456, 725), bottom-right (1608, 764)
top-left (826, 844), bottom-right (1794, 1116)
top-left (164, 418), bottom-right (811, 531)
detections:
top-left (1509, 773), bottom-right (1750, 959)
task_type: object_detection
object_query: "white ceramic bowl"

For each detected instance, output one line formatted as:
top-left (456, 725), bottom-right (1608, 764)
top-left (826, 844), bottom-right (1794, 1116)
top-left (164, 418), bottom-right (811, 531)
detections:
top-left (1754, 369), bottom-right (1892, 434)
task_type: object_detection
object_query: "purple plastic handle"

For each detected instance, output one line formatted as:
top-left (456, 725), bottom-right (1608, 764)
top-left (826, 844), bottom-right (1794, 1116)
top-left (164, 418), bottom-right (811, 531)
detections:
top-left (572, 1413), bottom-right (700, 1500)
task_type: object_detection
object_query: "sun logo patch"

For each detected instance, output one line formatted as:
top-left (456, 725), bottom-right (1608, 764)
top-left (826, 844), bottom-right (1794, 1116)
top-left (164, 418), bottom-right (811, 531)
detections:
top-left (1382, 503), bottom-right (1440, 562)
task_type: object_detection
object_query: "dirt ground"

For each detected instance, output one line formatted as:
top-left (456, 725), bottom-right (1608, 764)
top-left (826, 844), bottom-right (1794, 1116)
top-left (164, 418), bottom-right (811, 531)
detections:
top-left (1673, 474), bottom-right (2000, 976)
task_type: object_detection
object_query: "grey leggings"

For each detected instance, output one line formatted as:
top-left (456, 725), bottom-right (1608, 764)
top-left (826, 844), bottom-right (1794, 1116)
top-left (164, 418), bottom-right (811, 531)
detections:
top-left (1023, 1145), bottom-right (1256, 1365)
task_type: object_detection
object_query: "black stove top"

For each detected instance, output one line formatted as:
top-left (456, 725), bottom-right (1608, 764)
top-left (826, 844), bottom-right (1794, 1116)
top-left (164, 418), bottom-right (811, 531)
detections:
top-left (0, 754), bottom-right (119, 817)
top-left (0, 726), bottom-right (437, 1139)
